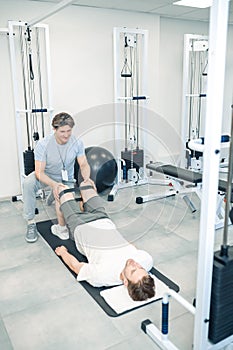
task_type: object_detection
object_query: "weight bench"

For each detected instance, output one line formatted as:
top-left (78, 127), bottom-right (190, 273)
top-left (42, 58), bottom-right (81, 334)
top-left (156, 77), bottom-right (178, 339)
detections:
top-left (136, 162), bottom-right (232, 230)
top-left (150, 163), bottom-right (203, 184)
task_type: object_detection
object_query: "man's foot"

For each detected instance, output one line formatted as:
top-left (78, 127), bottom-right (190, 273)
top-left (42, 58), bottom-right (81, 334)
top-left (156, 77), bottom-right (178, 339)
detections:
top-left (51, 224), bottom-right (69, 240)
top-left (25, 223), bottom-right (38, 243)
top-left (46, 191), bottom-right (54, 206)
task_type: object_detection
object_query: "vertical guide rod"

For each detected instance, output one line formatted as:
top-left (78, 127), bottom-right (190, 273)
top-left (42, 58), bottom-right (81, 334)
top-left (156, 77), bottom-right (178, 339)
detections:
top-left (8, 21), bottom-right (25, 186)
top-left (222, 105), bottom-right (233, 253)
top-left (19, 25), bottom-right (31, 150)
top-left (189, 41), bottom-right (194, 140)
top-left (136, 33), bottom-right (139, 149)
top-left (124, 36), bottom-right (128, 151)
top-left (36, 27), bottom-right (45, 138)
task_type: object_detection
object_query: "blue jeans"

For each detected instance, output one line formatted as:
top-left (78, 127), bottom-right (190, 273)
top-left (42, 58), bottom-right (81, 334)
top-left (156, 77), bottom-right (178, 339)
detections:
top-left (23, 171), bottom-right (74, 220)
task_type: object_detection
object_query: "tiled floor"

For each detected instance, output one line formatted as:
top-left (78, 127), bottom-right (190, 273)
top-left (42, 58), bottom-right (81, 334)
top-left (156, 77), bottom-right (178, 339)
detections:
top-left (1, 177), bottom-right (233, 350)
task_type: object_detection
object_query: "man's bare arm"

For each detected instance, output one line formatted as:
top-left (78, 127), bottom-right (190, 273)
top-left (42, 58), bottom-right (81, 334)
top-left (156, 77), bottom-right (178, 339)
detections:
top-left (35, 160), bottom-right (62, 201)
top-left (55, 246), bottom-right (85, 275)
top-left (77, 155), bottom-right (96, 190)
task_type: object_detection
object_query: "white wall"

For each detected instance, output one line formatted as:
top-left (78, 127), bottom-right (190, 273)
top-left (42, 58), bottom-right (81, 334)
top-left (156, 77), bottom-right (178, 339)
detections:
top-left (0, 1), bottom-right (232, 198)
top-left (158, 17), bottom-right (233, 138)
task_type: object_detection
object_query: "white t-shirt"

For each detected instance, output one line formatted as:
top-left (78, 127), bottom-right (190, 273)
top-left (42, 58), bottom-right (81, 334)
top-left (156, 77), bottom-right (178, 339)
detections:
top-left (75, 219), bottom-right (153, 287)
top-left (34, 134), bottom-right (84, 182)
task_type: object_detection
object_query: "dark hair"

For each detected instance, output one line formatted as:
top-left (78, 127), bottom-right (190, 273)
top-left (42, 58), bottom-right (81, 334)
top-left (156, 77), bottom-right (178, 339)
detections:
top-left (52, 112), bottom-right (75, 129)
top-left (127, 274), bottom-right (155, 301)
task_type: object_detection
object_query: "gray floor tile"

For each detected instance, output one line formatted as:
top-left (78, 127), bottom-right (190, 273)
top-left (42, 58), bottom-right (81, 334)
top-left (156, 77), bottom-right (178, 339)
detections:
top-left (169, 309), bottom-right (194, 350)
top-left (106, 334), bottom-right (161, 349)
top-left (0, 214), bottom-right (26, 240)
top-left (0, 256), bottom-right (79, 317)
top-left (0, 318), bottom-right (14, 350)
top-left (0, 233), bottom-right (53, 272)
top-left (4, 292), bottom-right (123, 350)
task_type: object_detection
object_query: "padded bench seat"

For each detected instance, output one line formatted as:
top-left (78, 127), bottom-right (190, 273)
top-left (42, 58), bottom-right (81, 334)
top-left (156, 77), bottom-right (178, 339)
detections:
top-left (146, 163), bottom-right (202, 185)
top-left (147, 162), bottom-right (233, 202)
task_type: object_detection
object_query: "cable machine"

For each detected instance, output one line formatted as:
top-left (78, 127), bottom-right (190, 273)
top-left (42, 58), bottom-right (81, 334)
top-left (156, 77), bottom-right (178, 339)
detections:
top-left (8, 20), bottom-right (53, 201)
top-left (180, 34), bottom-right (209, 170)
top-left (8, 1), bottom-right (77, 202)
top-left (108, 27), bottom-right (149, 201)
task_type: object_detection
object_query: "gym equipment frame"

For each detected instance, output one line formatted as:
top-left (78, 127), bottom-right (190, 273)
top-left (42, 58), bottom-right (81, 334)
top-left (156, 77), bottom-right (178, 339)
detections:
top-left (141, 0), bottom-right (233, 349)
top-left (8, 1), bottom-right (76, 201)
top-left (8, 20), bottom-right (53, 200)
top-left (109, 27), bottom-right (167, 201)
top-left (180, 33), bottom-right (208, 170)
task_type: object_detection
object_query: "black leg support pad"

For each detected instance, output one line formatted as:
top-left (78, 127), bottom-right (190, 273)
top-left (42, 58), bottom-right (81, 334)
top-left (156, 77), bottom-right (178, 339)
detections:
top-left (59, 185), bottom-right (94, 199)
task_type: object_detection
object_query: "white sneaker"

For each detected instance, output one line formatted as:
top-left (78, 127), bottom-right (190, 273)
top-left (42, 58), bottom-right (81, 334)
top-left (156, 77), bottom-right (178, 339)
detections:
top-left (51, 224), bottom-right (69, 240)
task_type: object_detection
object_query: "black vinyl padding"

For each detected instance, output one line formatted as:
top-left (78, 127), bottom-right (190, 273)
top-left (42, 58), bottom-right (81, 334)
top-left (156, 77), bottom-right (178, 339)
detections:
top-left (146, 163), bottom-right (202, 184)
top-left (147, 163), bottom-right (233, 200)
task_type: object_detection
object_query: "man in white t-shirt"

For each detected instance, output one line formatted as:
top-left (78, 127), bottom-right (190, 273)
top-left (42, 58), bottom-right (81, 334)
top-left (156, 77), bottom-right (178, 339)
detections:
top-left (23, 112), bottom-right (94, 243)
top-left (55, 181), bottom-right (155, 301)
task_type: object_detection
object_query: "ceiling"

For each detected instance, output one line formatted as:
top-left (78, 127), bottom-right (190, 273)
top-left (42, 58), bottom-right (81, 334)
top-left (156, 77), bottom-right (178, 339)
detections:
top-left (28, 0), bottom-right (233, 24)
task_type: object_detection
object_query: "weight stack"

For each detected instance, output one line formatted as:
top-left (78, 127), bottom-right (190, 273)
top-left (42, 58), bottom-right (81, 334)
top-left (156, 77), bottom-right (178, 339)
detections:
top-left (208, 246), bottom-right (233, 343)
top-left (23, 149), bottom-right (35, 175)
top-left (121, 149), bottom-right (144, 174)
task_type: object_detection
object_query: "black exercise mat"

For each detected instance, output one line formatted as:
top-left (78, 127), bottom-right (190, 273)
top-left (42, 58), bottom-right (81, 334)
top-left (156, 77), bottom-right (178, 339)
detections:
top-left (37, 220), bottom-right (180, 317)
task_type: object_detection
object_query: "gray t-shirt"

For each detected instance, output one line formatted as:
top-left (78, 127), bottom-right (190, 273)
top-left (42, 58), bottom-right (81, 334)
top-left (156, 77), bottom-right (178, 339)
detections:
top-left (34, 134), bottom-right (84, 182)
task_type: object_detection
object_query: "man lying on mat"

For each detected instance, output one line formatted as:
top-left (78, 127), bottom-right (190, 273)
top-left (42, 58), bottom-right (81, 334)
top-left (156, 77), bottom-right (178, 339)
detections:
top-left (54, 180), bottom-right (155, 301)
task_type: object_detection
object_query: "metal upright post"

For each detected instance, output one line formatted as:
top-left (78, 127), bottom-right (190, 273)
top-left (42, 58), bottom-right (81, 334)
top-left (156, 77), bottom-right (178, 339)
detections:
top-left (41, 23), bottom-right (54, 126)
top-left (193, 0), bottom-right (230, 349)
top-left (8, 21), bottom-right (25, 187)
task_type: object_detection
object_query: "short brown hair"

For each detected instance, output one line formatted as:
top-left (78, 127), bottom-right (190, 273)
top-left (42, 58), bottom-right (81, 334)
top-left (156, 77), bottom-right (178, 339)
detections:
top-left (52, 112), bottom-right (75, 129)
top-left (127, 274), bottom-right (155, 301)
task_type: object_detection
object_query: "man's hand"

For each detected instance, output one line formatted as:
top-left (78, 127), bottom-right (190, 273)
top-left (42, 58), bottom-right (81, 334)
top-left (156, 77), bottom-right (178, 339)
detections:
top-left (55, 245), bottom-right (68, 256)
top-left (52, 182), bottom-right (66, 201)
top-left (55, 245), bottom-right (84, 275)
